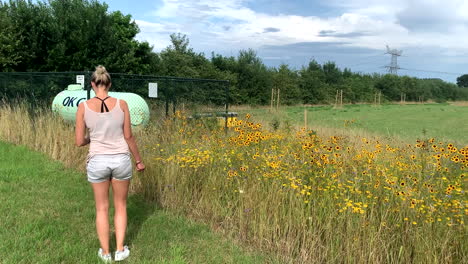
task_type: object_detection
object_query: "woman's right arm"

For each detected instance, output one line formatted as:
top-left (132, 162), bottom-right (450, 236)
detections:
top-left (121, 100), bottom-right (145, 171)
top-left (75, 103), bottom-right (90, 147)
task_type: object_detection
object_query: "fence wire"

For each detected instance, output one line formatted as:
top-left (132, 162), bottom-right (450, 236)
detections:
top-left (0, 71), bottom-right (231, 127)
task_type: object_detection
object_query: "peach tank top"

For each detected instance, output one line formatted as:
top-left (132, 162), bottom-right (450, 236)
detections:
top-left (83, 98), bottom-right (129, 160)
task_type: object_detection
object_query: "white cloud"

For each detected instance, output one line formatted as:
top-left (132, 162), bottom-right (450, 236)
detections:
top-left (135, 0), bottom-right (468, 58)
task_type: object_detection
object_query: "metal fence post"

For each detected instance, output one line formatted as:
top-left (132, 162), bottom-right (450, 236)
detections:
top-left (165, 79), bottom-right (170, 118)
top-left (225, 80), bottom-right (230, 131)
top-left (86, 71), bottom-right (91, 100)
top-left (172, 80), bottom-right (176, 117)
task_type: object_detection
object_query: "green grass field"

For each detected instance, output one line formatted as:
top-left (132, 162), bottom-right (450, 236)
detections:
top-left (0, 141), bottom-right (275, 264)
top-left (239, 103), bottom-right (468, 144)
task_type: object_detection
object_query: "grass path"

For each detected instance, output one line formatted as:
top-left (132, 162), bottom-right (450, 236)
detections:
top-left (0, 141), bottom-right (273, 263)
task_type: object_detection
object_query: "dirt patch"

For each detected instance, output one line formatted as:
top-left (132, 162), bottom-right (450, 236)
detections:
top-left (449, 101), bottom-right (468, 106)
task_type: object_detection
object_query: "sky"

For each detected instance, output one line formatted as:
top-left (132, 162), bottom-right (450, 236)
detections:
top-left (103, 0), bottom-right (468, 82)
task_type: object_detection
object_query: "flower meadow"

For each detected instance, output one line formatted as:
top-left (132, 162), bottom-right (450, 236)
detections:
top-left (137, 112), bottom-right (466, 263)
top-left (0, 105), bottom-right (466, 263)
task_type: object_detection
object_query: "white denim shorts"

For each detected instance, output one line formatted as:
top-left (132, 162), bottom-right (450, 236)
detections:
top-left (86, 154), bottom-right (132, 183)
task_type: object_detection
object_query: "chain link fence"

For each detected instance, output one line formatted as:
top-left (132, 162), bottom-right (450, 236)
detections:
top-left (0, 71), bottom-right (232, 127)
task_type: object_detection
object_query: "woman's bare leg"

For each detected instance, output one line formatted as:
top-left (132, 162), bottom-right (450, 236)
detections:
top-left (111, 179), bottom-right (130, 251)
top-left (91, 180), bottom-right (111, 255)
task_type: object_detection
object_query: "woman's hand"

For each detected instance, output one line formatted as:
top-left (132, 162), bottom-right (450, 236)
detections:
top-left (136, 162), bottom-right (145, 172)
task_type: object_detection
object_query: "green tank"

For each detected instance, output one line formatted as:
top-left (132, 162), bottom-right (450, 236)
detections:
top-left (52, 85), bottom-right (150, 127)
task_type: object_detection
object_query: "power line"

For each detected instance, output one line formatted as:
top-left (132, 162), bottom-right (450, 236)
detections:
top-left (399, 68), bottom-right (463, 76)
top-left (346, 56), bottom-right (386, 68)
top-left (353, 65), bottom-right (387, 74)
top-left (350, 53), bottom-right (385, 61)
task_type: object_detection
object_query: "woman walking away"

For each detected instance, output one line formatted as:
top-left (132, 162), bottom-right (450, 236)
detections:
top-left (75, 65), bottom-right (145, 262)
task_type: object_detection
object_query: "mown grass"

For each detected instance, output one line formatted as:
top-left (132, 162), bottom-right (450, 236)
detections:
top-left (0, 141), bottom-right (274, 263)
top-left (235, 103), bottom-right (468, 144)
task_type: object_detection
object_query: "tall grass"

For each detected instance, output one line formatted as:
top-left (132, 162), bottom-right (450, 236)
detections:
top-left (0, 103), bottom-right (87, 168)
top-left (1, 103), bottom-right (466, 263)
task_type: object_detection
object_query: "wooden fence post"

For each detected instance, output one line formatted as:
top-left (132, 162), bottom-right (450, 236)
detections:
top-left (340, 90), bottom-right (343, 107)
top-left (276, 88), bottom-right (280, 110)
top-left (304, 108), bottom-right (307, 130)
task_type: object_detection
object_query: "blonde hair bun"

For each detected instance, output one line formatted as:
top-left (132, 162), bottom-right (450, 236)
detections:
top-left (95, 65), bottom-right (107, 75)
top-left (91, 65), bottom-right (111, 88)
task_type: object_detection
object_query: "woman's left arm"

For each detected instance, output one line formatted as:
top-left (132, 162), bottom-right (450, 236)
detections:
top-left (75, 103), bottom-right (90, 147)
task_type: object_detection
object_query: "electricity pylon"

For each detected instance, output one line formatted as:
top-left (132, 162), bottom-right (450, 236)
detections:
top-left (385, 45), bottom-right (402, 74)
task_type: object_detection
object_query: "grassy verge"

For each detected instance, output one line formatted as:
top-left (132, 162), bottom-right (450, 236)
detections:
top-left (0, 141), bottom-right (274, 263)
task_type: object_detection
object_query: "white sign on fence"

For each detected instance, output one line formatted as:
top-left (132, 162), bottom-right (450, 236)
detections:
top-left (76, 75), bottom-right (85, 88)
top-left (149, 82), bottom-right (158, 98)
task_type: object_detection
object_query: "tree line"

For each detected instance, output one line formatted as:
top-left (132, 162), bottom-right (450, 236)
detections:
top-left (1, 0), bottom-right (467, 105)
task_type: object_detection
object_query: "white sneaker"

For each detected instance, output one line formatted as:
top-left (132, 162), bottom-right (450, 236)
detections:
top-left (114, 246), bottom-right (130, 261)
top-left (98, 248), bottom-right (112, 263)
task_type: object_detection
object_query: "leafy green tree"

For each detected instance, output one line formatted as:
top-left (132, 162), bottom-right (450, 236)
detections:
top-left (299, 60), bottom-right (329, 104)
top-left (375, 74), bottom-right (401, 101)
top-left (160, 33), bottom-right (210, 77)
top-left (272, 64), bottom-right (300, 105)
top-left (2, 0), bottom-right (54, 71)
top-left (400, 76), bottom-right (417, 101)
top-left (322, 61), bottom-right (342, 85)
top-left (0, 2), bottom-right (24, 71)
top-left (342, 67), bottom-right (352, 79)
top-left (341, 74), bottom-right (374, 103)
top-left (0, 0), bottom-right (157, 74)
top-left (158, 34), bottom-right (232, 105)
top-left (231, 49), bottom-right (271, 105)
top-left (456, 74), bottom-right (468, 88)
top-left (210, 53), bottom-right (241, 104)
